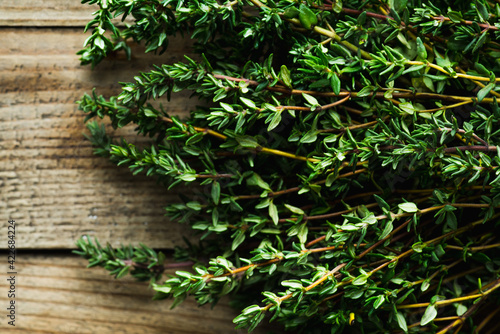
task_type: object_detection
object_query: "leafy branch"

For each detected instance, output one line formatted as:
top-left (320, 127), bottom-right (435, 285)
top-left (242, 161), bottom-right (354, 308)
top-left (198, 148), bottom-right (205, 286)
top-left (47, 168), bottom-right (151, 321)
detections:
top-left (76, 0), bottom-right (500, 333)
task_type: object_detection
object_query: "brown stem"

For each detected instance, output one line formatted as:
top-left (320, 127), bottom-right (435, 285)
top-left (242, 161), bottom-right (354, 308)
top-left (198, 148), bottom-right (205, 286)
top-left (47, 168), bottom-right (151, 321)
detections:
top-left (278, 202), bottom-right (379, 224)
top-left (235, 168), bottom-right (367, 201)
top-left (161, 116), bottom-right (319, 163)
top-left (439, 127), bottom-right (488, 146)
top-left (317, 94), bottom-right (351, 110)
top-left (305, 235), bottom-right (326, 248)
top-left (195, 173), bottom-right (235, 179)
top-left (446, 242), bottom-right (500, 251)
top-left (306, 243), bottom-right (366, 254)
top-left (431, 15), bottom-right (499, 31)
top-left (281, 199), bottom-right (490, 226)
top-left (276, 94), bottom-right (351, 112)
top-left (262, 263), bottom-right (347, 311)
top-left (321, 3), bottom-right (447, 44)
top-left (356, 218), bottom-right (412, 259)
top-left (443, 145), bottom-right (498, 153)
top-left (212, 74), bottom-right (496, 104)
top-left (203, 257), bottom-right (283, 279)
top-left (435, 296), bottom-right (486, 334)
top-left (319, 119), bottom-right (381, 133)
top-left (474, 306), bottom-right (500, 333)
top-left (339, 105), bottom-right (365, 116)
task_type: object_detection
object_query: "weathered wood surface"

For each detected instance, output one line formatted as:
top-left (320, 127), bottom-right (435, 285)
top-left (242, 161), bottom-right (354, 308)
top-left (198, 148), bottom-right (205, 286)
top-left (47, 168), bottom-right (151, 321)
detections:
top-left (0, 253), bottom-right (268, 333)
top-left (0, 0), bottom-right (133, 26)
top-left (0, 27), bottom-right (201, 249)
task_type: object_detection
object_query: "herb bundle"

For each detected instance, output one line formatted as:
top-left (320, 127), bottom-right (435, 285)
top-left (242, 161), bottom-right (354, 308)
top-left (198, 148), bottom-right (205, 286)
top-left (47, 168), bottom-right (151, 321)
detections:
top-left (75, 0), bottom-right (500, 332)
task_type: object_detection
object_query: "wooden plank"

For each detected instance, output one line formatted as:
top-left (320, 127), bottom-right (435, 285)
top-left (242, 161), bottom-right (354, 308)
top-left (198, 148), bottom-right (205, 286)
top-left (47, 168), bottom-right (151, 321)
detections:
top-left (0, 5), bottom-right (283, 334)
top-left (0, 0), bottom-right (131, 27)
top-left (0, 28), bottom-right (202, 249)
top-left (0, 253), bottom-right (271, 333)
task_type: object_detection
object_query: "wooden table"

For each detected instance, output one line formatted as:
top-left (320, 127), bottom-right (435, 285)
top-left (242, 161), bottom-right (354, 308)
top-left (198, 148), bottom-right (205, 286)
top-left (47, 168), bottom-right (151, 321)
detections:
top-left (0, 2), bottom-right (272, 332)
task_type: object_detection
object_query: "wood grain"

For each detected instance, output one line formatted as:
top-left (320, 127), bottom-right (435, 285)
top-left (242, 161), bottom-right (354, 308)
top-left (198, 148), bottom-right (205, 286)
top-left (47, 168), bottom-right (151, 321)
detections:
top-left (0, 28), bottom-right (201, 249)
top-left (0, 253), bottom-right (272, 333)
top-left (0, 0), bottom-right (130, 26)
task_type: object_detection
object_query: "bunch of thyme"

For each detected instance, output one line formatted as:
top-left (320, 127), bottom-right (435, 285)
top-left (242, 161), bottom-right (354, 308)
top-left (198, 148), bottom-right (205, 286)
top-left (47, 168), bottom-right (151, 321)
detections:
top-left (75, 0), bottom-right (500, 332)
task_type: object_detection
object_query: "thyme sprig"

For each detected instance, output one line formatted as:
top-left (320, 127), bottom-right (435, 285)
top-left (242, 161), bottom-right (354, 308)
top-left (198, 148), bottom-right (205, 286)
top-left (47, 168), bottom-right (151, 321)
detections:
top-left (76, 0), bottom-right (500, 332)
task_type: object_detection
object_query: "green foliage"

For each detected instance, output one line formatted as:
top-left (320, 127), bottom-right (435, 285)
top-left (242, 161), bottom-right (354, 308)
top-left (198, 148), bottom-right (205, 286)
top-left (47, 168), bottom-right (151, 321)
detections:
top-left (76, 0), bottom-right (500, 332)
top-left (74, 235), bottom-right (166, 281)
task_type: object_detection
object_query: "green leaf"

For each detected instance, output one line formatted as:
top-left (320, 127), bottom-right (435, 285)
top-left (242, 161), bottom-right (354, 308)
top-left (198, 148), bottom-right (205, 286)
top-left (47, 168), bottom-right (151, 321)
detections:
top-left (300, 130), bottom-right (318, 143)
top-left (398, 202), bottom-right (418, 213)
top-left (158, 32), bottom-right (167, 46)
top-left (332, 0), bottom-right (342, 14)
top-left (232, 230), bottom-right (246, 251)
top-left (374, 194), bottom-right (390, 211)
top-left (186, 201), bottom-right (202, 211)
top-left (447, 34), bottom-right (471, 51)
top-left (212, 208), bottom-right (219, 225)
top-left (171, 116), bottom-right (187, 131)
top-left (240, 97), bottom-right (257, 109)
top-left (269, 201), bottom-right (279, 225)
top-left (340, 224), bottom-right (359, 231)
top-left (474, 63), bottom-right (490, 76)
top-left (220, 102), bottom-right (234, 113)
top-left (447, 11), bottom-right (463, 23)
top-left (357, 11), bottom-right (367, 25)
top-left (422, 76), bottom-right (435, 92)
top-left (94, 36), bottom-right (105, 50)
top-left (280, 65), bottom-right (292, 88)
top-left (302, 92), bottom-right (318, 106)
top-left (236, 135), bottom-right (259, 148)
top-left (476, 0), bottom-right (489, 22)
top-left (212, 182), bottom-right (220, 205)
top-left (456, 304), bottom-right (467, 316)
top-left (298, 4), bottom-right (318, 30)
top-left (241, 305), bottom-right (262, 315)
top-left (330, 73), bottom-right (341, 95)
top-left (297, 223), bottom-right (308, 244)
top-left (390, 0), bottom-right (408, 13)
top-left (352, 274), bottom-right (369, 286)
top-left (399, 102), bottom-right (415, 115)
top-left (477, 82), bottom-right (495, 102)
top-left (412, 242), bottom-right (426, 253)
top-left (397, 32), bottom-right (411, 49)
top-left (152, 284), bottom-right (172, 294)
top-left (373, 295), bottom-right (385, 309)
top-left (357, 85), bottom-right (374, 97)
top-left (179, 173), bottom-right (196, 182)
top-left (247, 173), bottom-right (271, 191)
top-left (284, 204), bottom-right (305, 215)
top-left (416, 37), bottom-right (427, 60)
top-left (325, 172), bottom-right (337, 187)
top-left (116, 265), bottom-right (130, 278)
top-left (283, 6), bottom-right (300, 19)
top-left (176, 271), bottom-right (192, 279)
top-left (143, 108), bottom-right (157, 117)
top-left (420, 304), bottom-right (437, 326)
top-left (379, 221), bottom-right (393, 240)
top-left (472, 31), bottom-right (488, 54)
top-left (282, 280), bottom-right (303, 289)
top-left (267, 111), bottom-right (282, 131)
top-left (421, 279), bottom-right (431, 292)
top-left (396, 312), bottom-right (408, 332)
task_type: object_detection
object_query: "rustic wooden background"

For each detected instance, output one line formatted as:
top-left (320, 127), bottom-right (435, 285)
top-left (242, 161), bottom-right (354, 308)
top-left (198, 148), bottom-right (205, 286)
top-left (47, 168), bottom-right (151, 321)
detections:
top-left (0, 1), bottom-right (272, 333)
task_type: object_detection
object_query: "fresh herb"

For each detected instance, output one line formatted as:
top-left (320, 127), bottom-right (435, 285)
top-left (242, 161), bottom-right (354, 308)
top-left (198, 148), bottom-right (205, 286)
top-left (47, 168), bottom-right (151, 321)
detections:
top-left (76, 0), bottom-right (500, 332)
